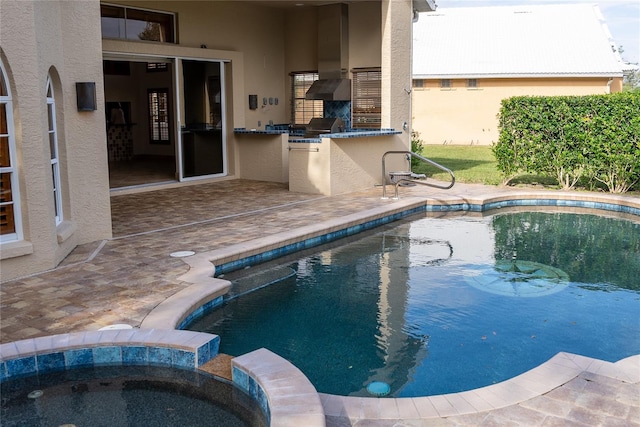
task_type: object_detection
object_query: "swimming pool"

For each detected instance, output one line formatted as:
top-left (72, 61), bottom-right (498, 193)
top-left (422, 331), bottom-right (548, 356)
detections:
top-left (187, 210), bottom-right (640, 397)
top-left (0, 365), bottom-right (267, 426)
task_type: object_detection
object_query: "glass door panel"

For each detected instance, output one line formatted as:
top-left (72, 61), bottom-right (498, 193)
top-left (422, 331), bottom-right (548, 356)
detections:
top-left (180, 60), bottom-right (225, 179)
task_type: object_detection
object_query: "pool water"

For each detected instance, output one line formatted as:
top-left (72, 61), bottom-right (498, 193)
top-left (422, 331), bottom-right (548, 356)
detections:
top-left (187, 211), bottom-right (640, 397)
top-left (0, 366), bottom-right (267, 426)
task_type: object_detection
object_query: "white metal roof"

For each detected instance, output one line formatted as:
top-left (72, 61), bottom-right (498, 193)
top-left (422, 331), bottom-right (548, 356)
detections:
top-left (413, 3), bottom-right (626, 78)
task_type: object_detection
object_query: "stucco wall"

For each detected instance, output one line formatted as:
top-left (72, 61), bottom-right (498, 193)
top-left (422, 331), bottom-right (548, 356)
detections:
top-left (412, 77), bottom-right (623, 145)
top-left (236, 134), bottom-right (289, 183)
top-left (381, 0), bottom-right (412, 151)
top-left (289, 135), bottom-right (408, 196)
top-left (0, 0), bottom-right (112, 281)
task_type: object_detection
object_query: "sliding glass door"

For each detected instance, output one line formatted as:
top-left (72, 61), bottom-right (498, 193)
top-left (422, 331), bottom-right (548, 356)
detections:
top-left (179, 59), bottom-right (226, 179)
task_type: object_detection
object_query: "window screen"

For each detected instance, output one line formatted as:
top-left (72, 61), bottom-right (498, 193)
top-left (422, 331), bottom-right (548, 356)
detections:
top-left (352, 68), bottom-right (381, 129)
top-left (290, 72), bottom-right (322, 125)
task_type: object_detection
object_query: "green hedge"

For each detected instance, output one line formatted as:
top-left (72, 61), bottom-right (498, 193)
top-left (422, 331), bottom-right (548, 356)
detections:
top-left (493, 92), bottom-right (640, 192)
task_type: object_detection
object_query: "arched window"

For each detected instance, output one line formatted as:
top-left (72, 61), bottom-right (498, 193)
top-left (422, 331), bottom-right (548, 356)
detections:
top-left (46, 75), bottom-right (63, 225)
top-left (0, 59), bottom-right (21, 242)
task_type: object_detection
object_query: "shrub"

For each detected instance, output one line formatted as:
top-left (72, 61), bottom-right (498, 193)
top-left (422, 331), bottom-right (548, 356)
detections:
top-left (493, 92), bottom-right (640, 192)
top-left (411, 130), bottom-right (425, 169)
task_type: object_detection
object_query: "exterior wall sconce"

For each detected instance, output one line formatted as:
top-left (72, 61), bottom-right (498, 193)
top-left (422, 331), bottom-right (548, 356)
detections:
top-left (76, 82), bottom-right (97, 111)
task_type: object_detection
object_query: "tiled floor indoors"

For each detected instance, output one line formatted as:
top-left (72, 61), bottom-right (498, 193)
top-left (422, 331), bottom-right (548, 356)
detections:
top-left (1, 179), bottom-right (638, 426)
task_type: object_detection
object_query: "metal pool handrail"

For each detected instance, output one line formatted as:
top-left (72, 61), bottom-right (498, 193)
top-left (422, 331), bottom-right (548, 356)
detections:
top-left (382, 150), bottom-right (455, 199)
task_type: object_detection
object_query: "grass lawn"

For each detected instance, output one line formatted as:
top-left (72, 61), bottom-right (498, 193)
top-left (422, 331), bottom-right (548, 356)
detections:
top-left (411, 144), bottom-right (639, 196)
top-left (412, 145), bottom-right (502, 185)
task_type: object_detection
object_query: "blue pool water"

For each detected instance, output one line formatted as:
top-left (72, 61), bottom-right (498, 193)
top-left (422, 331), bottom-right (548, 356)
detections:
top-left (188, 211), bottom-right (640, 397)
top-left (0, 366), bottom-right (267, 426)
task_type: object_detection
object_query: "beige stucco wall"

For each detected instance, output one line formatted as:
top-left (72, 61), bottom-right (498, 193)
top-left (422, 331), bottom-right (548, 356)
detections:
top-left (237, 134), bottom-right (289, 183)
top-left (412, 76), bottom-right (624, 145)
top-left (381, 0), bottom-right (412, 150)
top-left (0, 0), bottom-right (112, 281)
top-left (289, 135), bottom-right (408, 196)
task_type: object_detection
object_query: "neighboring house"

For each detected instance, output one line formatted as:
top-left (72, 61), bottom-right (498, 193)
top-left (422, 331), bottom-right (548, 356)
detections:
top-left (412, 4), bottom-right (626, 145)
top-left (0, 0), bottom-right (434, 281)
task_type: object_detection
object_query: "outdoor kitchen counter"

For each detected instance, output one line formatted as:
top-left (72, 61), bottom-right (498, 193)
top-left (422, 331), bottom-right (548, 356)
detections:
top-left (288, 128), bottom-right (401, 142)
top-left (233, 127), bottom-right (401, 141)
top-left (235, 131), bottom-right (289, 184)
top-left (288, 129), bottom-right (407, 196)
top-left (234, 128), bottom-right (289, 135)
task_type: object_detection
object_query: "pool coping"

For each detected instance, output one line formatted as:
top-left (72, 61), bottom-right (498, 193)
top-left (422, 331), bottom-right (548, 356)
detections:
top-left (320, 353), bottom-right (640, 422)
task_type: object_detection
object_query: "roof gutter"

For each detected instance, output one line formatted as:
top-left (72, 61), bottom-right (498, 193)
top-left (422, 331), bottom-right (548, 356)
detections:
top-left (413, 0), bottom-right (437, 13)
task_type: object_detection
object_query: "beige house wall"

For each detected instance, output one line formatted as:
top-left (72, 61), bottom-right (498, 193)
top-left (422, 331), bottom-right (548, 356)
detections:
top-left (0, 0), bottom-right (112, 281)
top-left (412, 77), bottom-right (624, 145)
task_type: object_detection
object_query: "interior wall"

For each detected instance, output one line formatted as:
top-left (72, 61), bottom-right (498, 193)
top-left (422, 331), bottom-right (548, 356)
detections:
top-left (104, 60), bottom-right (175, 158)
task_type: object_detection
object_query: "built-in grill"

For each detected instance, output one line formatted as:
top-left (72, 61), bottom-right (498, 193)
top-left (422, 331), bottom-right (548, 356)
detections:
top-left (304, 117), bottom-right (345, 138)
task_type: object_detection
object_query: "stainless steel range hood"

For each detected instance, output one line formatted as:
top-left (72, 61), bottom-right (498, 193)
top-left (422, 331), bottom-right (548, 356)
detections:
top-left (305, 78), bottom-right (350, 101)
top-left (305, 3), bottom-right (351, 101)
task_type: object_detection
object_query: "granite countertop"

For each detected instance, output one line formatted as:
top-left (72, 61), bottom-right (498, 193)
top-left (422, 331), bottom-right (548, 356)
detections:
top-left (234, 128), bottom-right (401, 142)
top-left (288, 128), bottom-right (401, 143)
top-left (234, 128), bottom-right (289, 135)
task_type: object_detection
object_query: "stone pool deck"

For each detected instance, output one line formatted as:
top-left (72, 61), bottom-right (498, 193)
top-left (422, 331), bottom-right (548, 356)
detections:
top-left (1, 180), bottom-right (639, 426)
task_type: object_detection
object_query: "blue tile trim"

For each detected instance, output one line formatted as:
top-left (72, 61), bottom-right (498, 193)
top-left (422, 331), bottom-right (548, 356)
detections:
top-left (327, 129), bottom-right (401, 138)
top-left (234, 128), bottom-right (288, 135)
top-left (288, 137), bottom-right (322, 143)
top-left (172, 348), bottom-right (195, 368)
top-left (233, 366), bottom-right (270, 423)
top-left (65, 348), bottom-right (93, 368)
top-left (93, 346), bottom-right (122, 365)
top-left (37, 352), bottom-right (66, 372)
top-left (288, 129), bottom-right (401, 143)
top-left (177, 295), bottom-right (224, 330)
top-left (122, 346), bottom-right (148, 365)
top-left (5, 356), bottom-right (36, 378)
top-left (1, 340), bottom-right (220, 382)
top-left (148, 347), bottom-right (173, 365)
top-left (232, 366), bottom-right (249, 390)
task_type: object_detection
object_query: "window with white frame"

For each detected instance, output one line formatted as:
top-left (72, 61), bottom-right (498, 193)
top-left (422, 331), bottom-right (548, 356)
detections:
top-left (0, 60), bottom-right (21, 242)
top-left (290, 72), bottom-right (322, 125)
top-left (467, 79), bottom-right (478, 88)
top-left (46, 76), bottom-right (63, 225)
top-left (440, 79), bottom-right (451, 88)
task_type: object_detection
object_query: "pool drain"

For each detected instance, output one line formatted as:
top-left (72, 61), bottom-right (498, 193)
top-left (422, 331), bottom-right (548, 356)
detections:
top-left (98, 324), bottom-right (133, 331)
top-left (366, 381), bottom-right (390, 397)
top-left (465, 260), bottom-right (569, 297)
top-left (170, 250), bottom-right (195, 258)
top-left (27, 390), bottom-right (43, 399)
